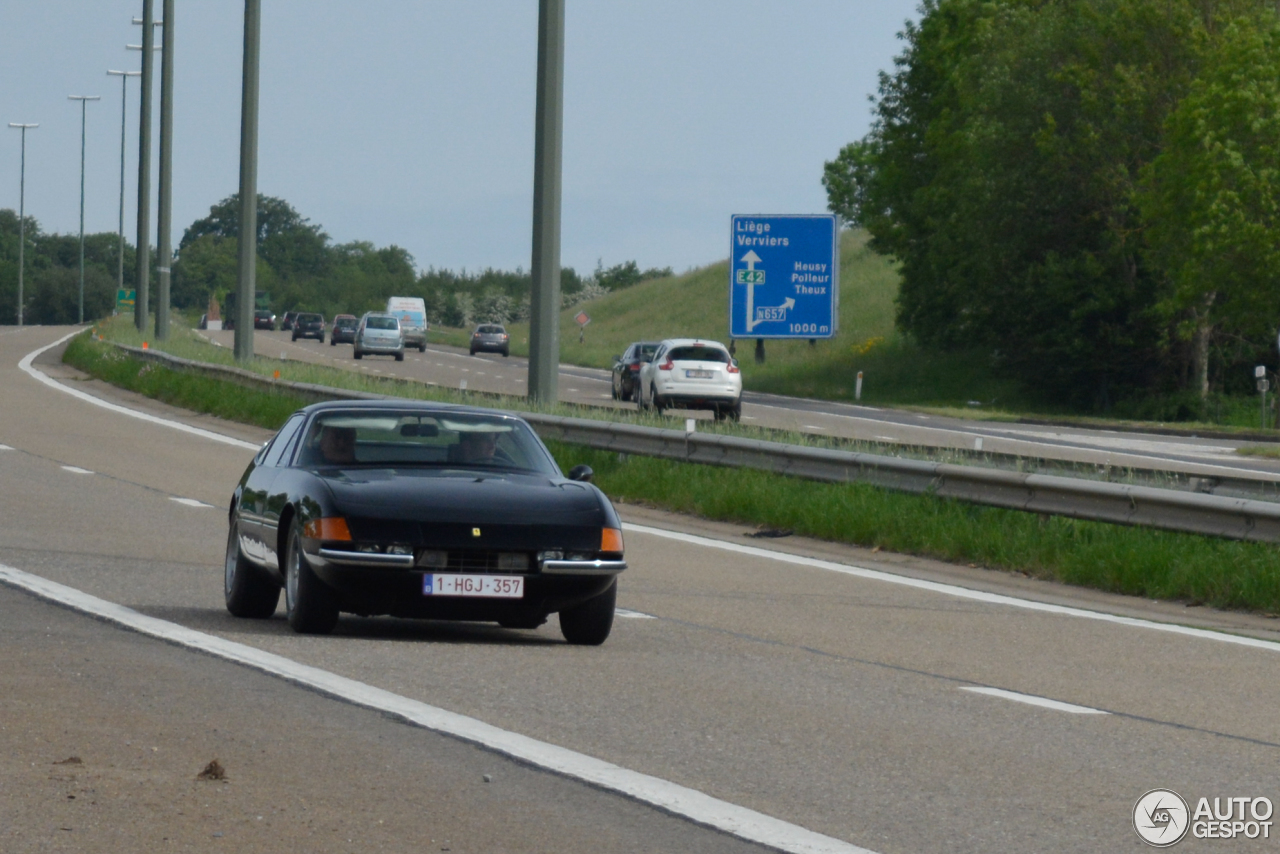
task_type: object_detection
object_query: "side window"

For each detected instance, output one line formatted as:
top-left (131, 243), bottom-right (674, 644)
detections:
top-left (263, 415), bottom-right (306, 468)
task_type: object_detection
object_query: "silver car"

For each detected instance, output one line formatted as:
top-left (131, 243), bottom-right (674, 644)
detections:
top-left (353, 312), bottom-right (405, 361)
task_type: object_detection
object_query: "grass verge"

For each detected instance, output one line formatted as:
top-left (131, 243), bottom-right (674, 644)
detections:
top-left (64, 331), bottom-right (1280, 616)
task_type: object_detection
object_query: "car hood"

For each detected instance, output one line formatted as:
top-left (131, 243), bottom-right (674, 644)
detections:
top-left (316, 468), bottom-right (609, 549)
top-left (320, 468), bottom-right (599, 523)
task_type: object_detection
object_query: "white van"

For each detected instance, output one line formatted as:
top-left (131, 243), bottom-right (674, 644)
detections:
top-left (385, 296), bottom-right (428, 352)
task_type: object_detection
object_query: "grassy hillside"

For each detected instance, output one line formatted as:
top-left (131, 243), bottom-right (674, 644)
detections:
top-left (436, 230), bottom-right (1020, 408)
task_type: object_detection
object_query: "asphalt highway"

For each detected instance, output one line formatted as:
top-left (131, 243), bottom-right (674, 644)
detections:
top-left (202, 326), bottom-right (1280, 483)
top-left (4, 324), bottom-right (1280, 852)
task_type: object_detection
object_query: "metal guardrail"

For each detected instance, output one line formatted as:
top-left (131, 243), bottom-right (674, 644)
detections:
top-left (118, 344), bottom-right (1280, 544)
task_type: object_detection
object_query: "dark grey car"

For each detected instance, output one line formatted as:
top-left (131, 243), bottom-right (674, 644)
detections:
top-left (469, 324), bottom-right (510, 357)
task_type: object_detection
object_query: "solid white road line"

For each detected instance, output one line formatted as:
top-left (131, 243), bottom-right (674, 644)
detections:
top-left (0, 444), bottom-right (13, 451)
top-left (19, 331), bottom-right (261, 452)
top-left (60, 465), bottom-right (93, 475)
top-left (959, 687), bottom-right (1108, 715)
top-left (0, 563), bottom-right (874, 854)
top-left (621, 523), bottom-right (1280, 655)
top-left (169, 497), bottom-right (213, 508)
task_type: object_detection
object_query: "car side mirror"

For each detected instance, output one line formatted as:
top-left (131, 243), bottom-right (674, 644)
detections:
top-left (568, 464), bottom-right (594, 483)
top-left (612, 355), bottom-right (622, 363)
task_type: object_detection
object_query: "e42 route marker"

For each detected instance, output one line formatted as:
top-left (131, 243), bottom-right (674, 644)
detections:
top-left (729, 214), bottom-right (838, 340)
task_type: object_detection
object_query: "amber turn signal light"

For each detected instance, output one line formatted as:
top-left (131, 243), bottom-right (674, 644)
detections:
top-left (600, 527), bottom-right (624, 553)
top-left (303, 517), bottom-right (352, 541)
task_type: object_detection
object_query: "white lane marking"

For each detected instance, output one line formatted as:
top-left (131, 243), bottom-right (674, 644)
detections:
top-left (169, 497), bottom-right (213, 508)
top-left (959, 687), bottom-right (1108, 715)
top-left (61, 465), bottom-right (93, 475)
top-left (0, 563), bottom-right (874, 854)
top-left (19, 332), bottom-right (261, 452)
top-left (804, 425), bottom-right (822, 431)
top-left (0, 444), bottom-right (12, 451)
top-left (615, 608), bottom-right (656, 619)
top-left (622, 523), bottom-right (1280, 655)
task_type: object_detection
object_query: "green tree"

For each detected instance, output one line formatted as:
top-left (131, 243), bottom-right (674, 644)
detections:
top-left (1139, 15), bottom-right (1280, 399)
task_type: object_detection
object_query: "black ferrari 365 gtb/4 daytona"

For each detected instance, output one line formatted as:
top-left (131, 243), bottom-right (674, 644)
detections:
top-left (224, 400), bottom-right (626, 645)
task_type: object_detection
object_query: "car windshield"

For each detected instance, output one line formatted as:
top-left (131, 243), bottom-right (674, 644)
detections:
top-left (668, 345), bottom-right (730, 363)
top-left (296, 410), bottom-right (559, 474)
top-left (366, 316), bottom-right (398, 330)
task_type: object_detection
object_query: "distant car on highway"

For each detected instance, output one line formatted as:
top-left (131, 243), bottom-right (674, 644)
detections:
top-left (253, 309), bottom-right (276, 330)
top-left (280, 311), bottom-right (299, 332)
top-left (354, 312), bottom-right (404, 361)
top-left (611, 341), bottom-right (660, 402)
top-left (638, 338), bottom-right (742, 420)
top-left (223, 399), bottom-right (625, 643)
top-left (292, 313), bottom-right (325, 342)
top-left (470, 323), bottom-right (510, 357)
top-left (330, 314), bottom-right (358, 345)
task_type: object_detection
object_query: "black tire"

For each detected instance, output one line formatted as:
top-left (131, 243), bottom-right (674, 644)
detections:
top-left (469, 348), bottom-right (476, 356)
top-left (559, 581), bottom-right (617, 646)
top-left (419, 342), bottom-right (426, 352)
top-left (728, 400), bottom-right (742, 421)
top-left (502, 349), bottom-right (509, 358)
top-left (395, 351), bottom-right (405, 362)
top-left (354, 349), bottom-right (363, 360)
top-left (651, 385), bottom-right (666, 415)
top-left (610, 381), bottom-right (619, 401)
top-left (284, 519), bottom-right (339, 634)
top-left (330, 338), bottom-right (336, 346)
top-left (224, 519), bottom-right (280, 618)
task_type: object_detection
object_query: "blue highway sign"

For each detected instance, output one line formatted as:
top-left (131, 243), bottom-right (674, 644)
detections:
top-left (729, 214), bottom-right (838, 339)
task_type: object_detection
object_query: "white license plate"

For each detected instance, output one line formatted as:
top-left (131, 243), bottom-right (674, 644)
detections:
top-left (686, 369), bottom-right (714, 379)
top-left (423, 574), bottom-right (524, 598)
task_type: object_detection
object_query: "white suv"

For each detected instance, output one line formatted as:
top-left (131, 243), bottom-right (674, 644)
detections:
top-left (638, 338), bottom-right (742, 420)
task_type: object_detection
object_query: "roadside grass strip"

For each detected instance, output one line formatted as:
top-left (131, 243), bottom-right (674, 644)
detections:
top-left (0, 563), bottom-right (874, 854)
top-left (59, 329), bottom-right (1280, 616)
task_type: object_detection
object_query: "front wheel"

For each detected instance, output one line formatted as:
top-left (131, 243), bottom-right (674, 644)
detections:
top-left (395, 351), bottom-right (405, 362)
top-left (354, 349), bottom-right (363, 360)
top-left (285, 519), bottom-right (339, 634)
top-left (224, 519), bottom-right (280, 618)
top-left (502, 349), bottom-right (509, 358)
top-left (559, 581), bottom-right (616, 645)
top-left (419, 343), bottom-right (426, 352)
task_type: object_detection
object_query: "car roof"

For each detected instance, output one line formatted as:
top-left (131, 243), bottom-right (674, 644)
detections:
top-left (293, 398), bottom-right (530, 422)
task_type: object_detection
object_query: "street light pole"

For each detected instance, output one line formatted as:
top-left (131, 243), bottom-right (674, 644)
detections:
top-left (131, 1), bottom-right (158, 332)
top-left (234, 0), bottom-right (261, 361)
top-left (107, 70), bottom-right (140, 305)
top-left (528, 0), bottom-right (565, 405)
top-left (68, 95), bottom-right (101, 325)
top-left (7, 123), bottom-right (38, 327)
top-left (155, 0), bottom-right (174, 340)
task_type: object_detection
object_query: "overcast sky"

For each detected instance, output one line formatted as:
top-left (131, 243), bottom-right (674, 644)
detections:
top-left (3, 2), bottom-right (918, 275)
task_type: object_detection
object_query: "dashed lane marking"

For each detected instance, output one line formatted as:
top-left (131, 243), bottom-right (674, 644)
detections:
top-left (959, 687), bottom-right (1108, 715)
top-left (169, 497), bottom-right (213, 508)
top-left (61, 465), bottom-right (93, 475)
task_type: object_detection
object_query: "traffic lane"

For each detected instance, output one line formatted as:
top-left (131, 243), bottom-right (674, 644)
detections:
top-left (0, 329), bottom-right (263, 508)
top-left (0, 585), bottom-right (771, 854)
top-left (8, 418), bottom-right (1273, 854)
